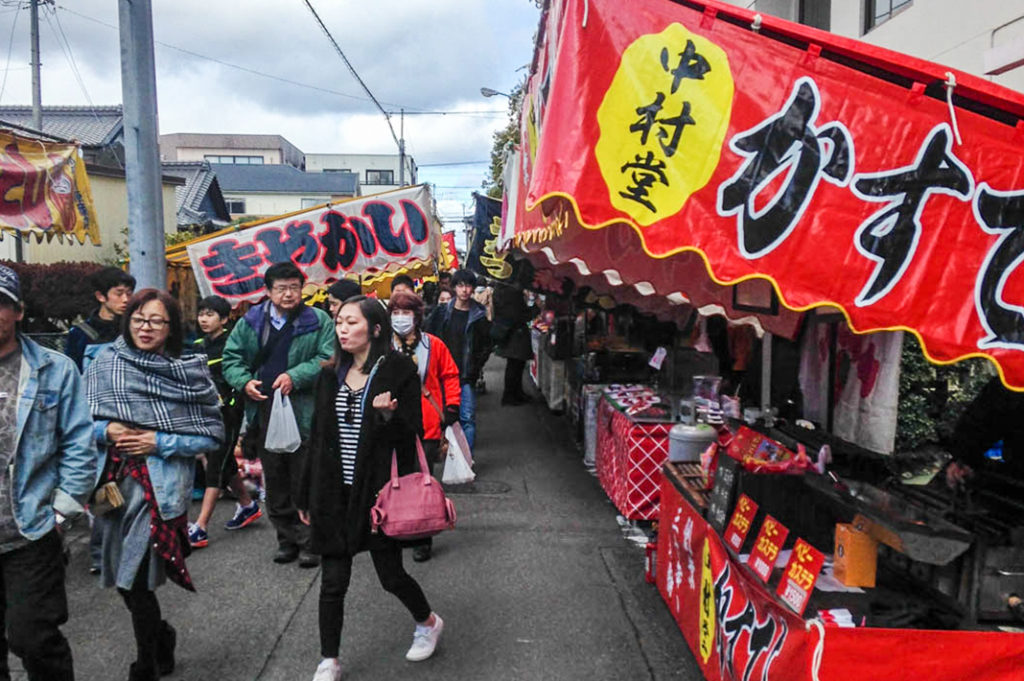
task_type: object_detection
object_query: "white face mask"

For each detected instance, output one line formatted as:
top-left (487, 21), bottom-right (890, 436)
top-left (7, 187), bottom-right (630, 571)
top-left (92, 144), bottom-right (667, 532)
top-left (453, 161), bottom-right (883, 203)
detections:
top-left (391, 314), bottom-right (416, 337)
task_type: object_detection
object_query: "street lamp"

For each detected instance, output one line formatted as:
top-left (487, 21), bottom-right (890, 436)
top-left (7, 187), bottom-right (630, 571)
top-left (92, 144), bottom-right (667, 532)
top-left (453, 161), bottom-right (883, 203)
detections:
top-left (480, 87), bottom-right (511, 99)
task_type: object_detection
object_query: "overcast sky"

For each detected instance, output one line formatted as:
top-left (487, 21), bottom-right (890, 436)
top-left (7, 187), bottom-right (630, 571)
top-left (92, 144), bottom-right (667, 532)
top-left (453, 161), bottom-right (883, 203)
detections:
top-left (0, 0), bottom-right (539, 237)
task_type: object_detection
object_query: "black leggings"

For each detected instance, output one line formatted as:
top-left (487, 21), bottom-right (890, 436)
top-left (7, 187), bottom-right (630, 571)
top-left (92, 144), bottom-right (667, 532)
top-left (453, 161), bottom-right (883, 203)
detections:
top-left (319, 546), bottom-right (431, 657)
top-left (117, 555), bottom-right (163, 670)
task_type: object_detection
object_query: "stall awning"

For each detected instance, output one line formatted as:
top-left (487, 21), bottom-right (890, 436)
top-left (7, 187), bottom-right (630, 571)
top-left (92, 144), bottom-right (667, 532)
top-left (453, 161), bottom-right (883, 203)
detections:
top-left (514, 0), bottom-right (1024, 389)
top-left (167, 184), bottom-right (442, 306)
top-left (0, 128), bottom-right (100, 244)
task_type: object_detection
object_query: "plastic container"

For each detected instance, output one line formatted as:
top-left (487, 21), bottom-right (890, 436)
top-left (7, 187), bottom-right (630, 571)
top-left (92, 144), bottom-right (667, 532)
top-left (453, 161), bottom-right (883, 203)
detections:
top-left (669, 423), bottom-right (717, 463)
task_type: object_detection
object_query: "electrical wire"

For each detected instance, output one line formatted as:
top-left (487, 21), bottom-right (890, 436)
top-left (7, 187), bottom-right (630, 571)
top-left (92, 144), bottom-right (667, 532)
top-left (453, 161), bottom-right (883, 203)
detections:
top-left (53, 4), bottom-right (512, 119)
top-left (0, 3), bottom-right (21, 104)
top-left (419, 160), bottom-right (489, 167)
top-left (299, 0), bottom-right (400, 149)
top-left (54, 3), bottom-right (414, 111)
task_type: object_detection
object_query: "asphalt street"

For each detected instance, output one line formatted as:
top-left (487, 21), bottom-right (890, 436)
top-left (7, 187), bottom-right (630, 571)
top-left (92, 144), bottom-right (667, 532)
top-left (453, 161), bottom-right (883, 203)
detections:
top-left (17, 361), bottom-right (702, 681)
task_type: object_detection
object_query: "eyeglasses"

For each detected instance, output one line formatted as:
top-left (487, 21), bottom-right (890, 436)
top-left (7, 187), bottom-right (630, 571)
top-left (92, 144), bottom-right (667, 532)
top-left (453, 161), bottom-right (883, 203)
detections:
top-left (270, 284), bottom-right (302, 294)
top-left (129, 316), bottom-right (169, 330)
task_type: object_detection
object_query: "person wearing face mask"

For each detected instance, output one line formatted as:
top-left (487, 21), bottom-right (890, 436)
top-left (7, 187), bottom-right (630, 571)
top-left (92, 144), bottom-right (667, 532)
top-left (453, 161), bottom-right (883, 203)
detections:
top-left (387, 290), bottom-right (460, 562)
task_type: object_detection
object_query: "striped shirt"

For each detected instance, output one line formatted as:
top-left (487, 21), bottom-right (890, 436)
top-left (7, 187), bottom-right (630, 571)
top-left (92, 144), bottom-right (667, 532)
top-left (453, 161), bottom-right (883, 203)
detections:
top-left (335, 384), bottom-right (365, 485)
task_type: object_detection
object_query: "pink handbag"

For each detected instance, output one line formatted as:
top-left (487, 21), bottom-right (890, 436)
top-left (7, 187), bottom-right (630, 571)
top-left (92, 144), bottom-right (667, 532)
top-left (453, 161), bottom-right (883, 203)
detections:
top-left (370, 438), bottom-right (457, 540)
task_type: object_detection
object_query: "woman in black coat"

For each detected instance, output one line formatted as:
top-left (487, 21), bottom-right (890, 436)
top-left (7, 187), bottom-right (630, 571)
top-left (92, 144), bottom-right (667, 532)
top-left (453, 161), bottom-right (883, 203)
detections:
top-left (297, 296), bottom-right (443, 681)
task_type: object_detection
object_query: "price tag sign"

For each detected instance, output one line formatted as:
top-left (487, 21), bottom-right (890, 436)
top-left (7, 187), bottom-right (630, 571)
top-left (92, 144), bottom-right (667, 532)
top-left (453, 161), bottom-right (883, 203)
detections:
top-left (776, 538), bottom-right (825, 616)
top-left (747, 515), bottom-right (789, 582)
top-left (648, 346), bottom-right (668, 370)
top-left (723, 494), bottom-right (758, 552)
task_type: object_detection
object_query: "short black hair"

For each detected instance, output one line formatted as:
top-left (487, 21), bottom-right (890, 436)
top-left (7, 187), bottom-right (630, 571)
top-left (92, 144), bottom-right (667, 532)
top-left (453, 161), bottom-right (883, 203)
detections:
top-left (327, 279), bottom-right (361, 302)
top-left (451, 269), bottom-right (476, 287)
top-left (90, 266), bottom-right (136, 296)
top-left (264, 262), bottom-right (305, 289)
top-left (197, 295), bottom-right (231, 320)
top-left (390, 274), bottom-right (415, 292)
top-left (122, 289), bottom-right (184, 357)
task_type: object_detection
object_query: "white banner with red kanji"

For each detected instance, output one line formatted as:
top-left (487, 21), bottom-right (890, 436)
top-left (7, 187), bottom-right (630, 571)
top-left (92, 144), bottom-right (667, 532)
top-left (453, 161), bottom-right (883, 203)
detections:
top-left (186, 185), bottom-right (440, 305)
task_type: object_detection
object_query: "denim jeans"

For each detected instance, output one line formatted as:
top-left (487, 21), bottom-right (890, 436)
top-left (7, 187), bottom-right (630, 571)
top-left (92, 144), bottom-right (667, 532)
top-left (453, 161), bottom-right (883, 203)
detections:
top-left (459, 383), bottom-right (477, 451)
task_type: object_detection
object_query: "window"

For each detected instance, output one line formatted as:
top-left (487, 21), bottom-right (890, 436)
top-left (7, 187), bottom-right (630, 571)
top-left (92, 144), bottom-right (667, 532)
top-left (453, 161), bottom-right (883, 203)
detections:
top-left (301, 198), bottom-right (324, 209)
top-left (864, 0), bottom-right (911, 33)
top-left (323, 168), bottom-right (351, 173)
top-left (205, 155), bottom-right (265, 165)
top-left (366, 169), bottom-right (395, 185)
top-left (225, 198), bottom-right (246, 214)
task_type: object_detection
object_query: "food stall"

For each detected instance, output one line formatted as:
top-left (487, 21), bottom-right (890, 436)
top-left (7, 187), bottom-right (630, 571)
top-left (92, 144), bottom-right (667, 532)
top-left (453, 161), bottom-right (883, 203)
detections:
top-left (508, 0), bottom-right (1024, 677)
top-left (166, 184), bottom-right (445, 307)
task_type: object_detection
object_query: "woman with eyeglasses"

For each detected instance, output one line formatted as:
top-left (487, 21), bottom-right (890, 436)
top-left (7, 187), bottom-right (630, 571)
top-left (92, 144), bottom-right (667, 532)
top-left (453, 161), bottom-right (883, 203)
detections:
top-left (387, 290), bottom-right (461, 563)
top-left (85, 290), bottom-right (224, 681)
top-left (297, 296), bottom-right (443, 681)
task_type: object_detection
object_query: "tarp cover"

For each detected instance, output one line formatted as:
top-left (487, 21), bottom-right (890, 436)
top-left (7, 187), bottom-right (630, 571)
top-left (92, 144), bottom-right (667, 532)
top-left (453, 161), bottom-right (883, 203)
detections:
top-left (516, 0), bottom-right (1024, 389)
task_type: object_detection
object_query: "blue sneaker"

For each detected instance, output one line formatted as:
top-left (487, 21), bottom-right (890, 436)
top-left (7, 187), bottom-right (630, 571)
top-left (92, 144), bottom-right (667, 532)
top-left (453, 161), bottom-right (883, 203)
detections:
top-left (187, 522), bottom-right (209, 549)
top-left (225, 501), bottom-right (262, 531)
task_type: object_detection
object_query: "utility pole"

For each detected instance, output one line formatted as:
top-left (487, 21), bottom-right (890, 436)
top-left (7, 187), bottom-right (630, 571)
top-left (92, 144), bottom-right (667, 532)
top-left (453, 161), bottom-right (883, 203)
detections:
top-left (19, 0), bottom-right (42, 262)
top-left (398, 108), bottom-right (405, 186)
top-left (29, 0), bottom-right (41, 131)
top-left (118, 0), bottom-right (165, 289)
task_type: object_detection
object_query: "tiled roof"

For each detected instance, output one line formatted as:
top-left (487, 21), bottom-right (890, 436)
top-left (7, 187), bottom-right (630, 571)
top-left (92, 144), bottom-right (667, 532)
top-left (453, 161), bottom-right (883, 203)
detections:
top-left (210, 163), bottom-right (359, 195)
top-left (0, 105), bottom-right (123, 146)
top-left (161, 160), bottom-right (230, 226)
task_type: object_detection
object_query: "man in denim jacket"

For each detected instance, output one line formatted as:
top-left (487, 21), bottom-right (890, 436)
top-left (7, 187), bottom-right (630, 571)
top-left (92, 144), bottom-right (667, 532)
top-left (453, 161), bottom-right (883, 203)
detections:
top-left (0, 265), bottom-right (97, 681)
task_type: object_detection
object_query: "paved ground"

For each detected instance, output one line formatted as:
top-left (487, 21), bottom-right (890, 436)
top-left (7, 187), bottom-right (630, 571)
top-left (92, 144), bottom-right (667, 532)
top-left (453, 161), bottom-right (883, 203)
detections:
top-left (16, 361), bottom-right (702, 680)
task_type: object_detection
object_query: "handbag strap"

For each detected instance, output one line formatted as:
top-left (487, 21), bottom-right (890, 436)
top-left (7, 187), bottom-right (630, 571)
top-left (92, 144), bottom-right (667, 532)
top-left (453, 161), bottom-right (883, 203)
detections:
top-left (422, 385), bottom-right (444, 421)
top-left (389, 437), bottom-right (433, 487)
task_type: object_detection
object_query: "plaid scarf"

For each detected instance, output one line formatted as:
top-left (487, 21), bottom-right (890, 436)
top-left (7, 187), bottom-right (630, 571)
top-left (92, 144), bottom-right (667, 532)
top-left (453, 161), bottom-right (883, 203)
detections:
top-left (86, 337), bottom-right (225, 443)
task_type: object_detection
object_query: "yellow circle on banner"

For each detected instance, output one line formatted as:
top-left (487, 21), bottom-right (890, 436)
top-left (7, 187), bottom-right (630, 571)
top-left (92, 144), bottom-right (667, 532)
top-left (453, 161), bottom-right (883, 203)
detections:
top-left (596, 23), bottom-right (734, 227)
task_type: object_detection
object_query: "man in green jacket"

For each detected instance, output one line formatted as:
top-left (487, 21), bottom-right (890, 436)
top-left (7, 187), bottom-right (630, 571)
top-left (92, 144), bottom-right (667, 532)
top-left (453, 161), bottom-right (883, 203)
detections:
top-left (223, 262), bottom-right (334, 567)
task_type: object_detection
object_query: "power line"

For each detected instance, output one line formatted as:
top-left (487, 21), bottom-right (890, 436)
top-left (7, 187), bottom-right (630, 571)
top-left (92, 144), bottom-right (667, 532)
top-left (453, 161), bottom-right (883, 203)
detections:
top-left (54, 4), bottom-right (418, 111)
top-left (299, 0), bottom-right (399, 149)
top-left (0, 3), bottom-right (21, 104)
top-left (419, 160), bottom-right (489, 167)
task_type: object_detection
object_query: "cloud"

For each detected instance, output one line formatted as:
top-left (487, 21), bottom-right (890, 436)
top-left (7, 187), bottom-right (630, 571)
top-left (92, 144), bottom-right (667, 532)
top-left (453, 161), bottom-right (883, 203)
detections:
top-left (0, 0), bottom-right (537, 229)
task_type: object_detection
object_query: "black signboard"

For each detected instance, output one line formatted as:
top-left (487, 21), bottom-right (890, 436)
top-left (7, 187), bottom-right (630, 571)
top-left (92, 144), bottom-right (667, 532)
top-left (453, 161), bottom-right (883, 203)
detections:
top-left (706, 455), bottom-right (739, 534)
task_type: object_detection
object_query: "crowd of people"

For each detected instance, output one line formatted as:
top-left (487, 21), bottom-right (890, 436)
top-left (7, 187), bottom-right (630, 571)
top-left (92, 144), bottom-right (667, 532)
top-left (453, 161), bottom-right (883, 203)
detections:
top-left (0, 259), bottom-right (535, 681)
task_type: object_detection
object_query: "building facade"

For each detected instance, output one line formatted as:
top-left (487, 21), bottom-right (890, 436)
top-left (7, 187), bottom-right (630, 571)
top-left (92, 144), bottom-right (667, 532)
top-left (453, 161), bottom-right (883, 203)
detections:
top-left (305, 153), bottom-right (417, 196)
top-left (210, 163), bottom-right (359, 219)
top-left (731, 1), bottom-right (1024, 93)
top-left (159, 133), bottom-right (305, 169)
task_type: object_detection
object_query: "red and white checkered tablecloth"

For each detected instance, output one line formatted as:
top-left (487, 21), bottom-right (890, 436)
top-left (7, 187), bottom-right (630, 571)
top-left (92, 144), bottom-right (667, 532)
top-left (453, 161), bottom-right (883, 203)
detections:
top-left (595, 397), bottom-right (672, 520)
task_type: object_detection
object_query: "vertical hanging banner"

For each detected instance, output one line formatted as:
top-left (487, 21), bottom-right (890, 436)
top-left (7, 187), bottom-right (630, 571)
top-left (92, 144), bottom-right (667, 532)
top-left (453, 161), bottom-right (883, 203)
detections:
top-left (0, 130), bottom-right (100, 243)
top-left (440, 231), bottom-right (460, 271)
top-left (186, 185), bottom-right (441, 305)
top-left (517, 0), bottom-right (1024, 390)
top-left (466, 193), bottom-right (513, 281)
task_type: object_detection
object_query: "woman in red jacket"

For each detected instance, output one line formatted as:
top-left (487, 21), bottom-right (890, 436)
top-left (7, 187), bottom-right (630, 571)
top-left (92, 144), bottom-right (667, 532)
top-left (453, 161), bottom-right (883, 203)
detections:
top-left (388, 290), bottom-right (461, 562)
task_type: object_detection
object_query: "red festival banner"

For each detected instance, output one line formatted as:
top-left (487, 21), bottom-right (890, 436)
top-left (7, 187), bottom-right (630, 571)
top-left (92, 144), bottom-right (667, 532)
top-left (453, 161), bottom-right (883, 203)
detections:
top-left (186, 185), bottom-right (441, 305)
top-left (0, 129), bottom-right (99, 244)
top-left (518, 0), bottom-right (1024, 389)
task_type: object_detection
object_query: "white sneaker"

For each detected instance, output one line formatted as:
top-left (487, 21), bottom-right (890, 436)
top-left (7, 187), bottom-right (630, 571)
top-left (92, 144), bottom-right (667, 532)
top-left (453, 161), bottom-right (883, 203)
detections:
top-left (312, 657), bottom-right (342, 681)
top-left (405, 613), bottom-right (444, 662)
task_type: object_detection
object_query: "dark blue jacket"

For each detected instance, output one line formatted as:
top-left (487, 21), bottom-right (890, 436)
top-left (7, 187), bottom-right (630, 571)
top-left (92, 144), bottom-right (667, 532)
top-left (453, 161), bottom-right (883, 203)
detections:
top-left (424, 299), bottom-right (491, 384)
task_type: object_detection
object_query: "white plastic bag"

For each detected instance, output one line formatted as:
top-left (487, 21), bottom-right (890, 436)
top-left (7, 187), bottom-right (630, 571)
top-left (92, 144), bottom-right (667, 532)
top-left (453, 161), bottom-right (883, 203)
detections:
top-left (264, 388), bottom-right (301, 453)
top-left (442, 423), bottom-right (475, 484)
